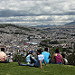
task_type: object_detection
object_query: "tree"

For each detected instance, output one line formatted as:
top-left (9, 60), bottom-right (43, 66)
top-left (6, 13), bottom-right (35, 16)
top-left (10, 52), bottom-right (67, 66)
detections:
top-left (67, 43), bottom-right (75, 66)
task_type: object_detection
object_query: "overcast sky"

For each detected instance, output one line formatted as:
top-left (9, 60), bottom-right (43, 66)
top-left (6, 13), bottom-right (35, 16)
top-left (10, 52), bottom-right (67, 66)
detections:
top-left (0, 0), bottom-right (75, 26)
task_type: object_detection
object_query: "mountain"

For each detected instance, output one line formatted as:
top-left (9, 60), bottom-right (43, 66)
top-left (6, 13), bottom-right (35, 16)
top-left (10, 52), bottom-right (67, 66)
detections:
top-left (33, 25), bottom-right (56, 27)
top-left (65, 21), bottom-right (75, 25)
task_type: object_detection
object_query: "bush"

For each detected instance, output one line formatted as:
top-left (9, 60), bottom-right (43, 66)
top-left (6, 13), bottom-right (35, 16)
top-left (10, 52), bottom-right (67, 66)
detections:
top-left (67, 52), bottom-right (75, 66)
top-left (13, 54), bottom-right (25, 62)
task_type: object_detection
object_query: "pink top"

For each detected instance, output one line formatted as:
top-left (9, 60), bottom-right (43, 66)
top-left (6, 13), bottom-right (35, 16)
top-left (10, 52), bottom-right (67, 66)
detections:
top-left (0, 51), bottom-right (7, 62)
top-left (55, 53), bottom-right (62, 63)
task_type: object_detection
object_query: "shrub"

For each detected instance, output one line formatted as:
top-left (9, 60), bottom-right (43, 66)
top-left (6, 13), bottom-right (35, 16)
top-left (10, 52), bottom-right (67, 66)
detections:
top-left (13, 54), bottom-right (25, 62)
top-left (67, 51), bottom-right (75, 66)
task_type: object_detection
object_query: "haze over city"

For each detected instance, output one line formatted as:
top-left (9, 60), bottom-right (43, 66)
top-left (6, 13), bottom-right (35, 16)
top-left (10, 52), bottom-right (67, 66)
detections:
top-left (0, 0), bottom-right (75, 26)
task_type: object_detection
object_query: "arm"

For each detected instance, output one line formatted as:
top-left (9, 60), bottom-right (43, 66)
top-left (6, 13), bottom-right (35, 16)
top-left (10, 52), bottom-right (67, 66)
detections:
top-left (39, 60), bottom-right (43, 69)
top-left (43, 59), bottom-right (47, 66)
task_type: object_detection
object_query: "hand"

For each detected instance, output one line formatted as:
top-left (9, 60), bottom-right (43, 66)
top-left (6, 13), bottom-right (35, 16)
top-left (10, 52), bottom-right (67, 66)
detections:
top-left (45, 64), bottom-right (47, 66)
top-left (40, 67), bottom-right (44, 69)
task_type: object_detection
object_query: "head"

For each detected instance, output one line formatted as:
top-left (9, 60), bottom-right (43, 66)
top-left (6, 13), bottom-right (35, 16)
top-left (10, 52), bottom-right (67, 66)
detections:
top-left (62, 48), bottom-right (66, 52)
top-left (37, 49), bottom-right (42, 55)
top-left (55, 49), bottom-right (59, 53)
top-left (29, 50), bottom-right (33, 54)
top-left (44, 48), bottom-right (48, 52)
top-left (1, 48), bottom-right (5, 52)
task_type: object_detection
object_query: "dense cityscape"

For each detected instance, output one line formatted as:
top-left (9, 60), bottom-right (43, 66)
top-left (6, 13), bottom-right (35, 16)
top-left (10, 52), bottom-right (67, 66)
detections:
top-left (0, 24), bottom-right (75, 63)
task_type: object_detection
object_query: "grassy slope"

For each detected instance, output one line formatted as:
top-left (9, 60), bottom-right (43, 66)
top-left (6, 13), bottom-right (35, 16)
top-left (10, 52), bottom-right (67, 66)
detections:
top-left (0, 62), bottom-right (75, 75)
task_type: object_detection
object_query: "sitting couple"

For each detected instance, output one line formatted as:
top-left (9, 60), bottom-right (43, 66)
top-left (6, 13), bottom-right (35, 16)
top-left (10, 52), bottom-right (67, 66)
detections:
top-left (18, 49), bottom-right (47, 69)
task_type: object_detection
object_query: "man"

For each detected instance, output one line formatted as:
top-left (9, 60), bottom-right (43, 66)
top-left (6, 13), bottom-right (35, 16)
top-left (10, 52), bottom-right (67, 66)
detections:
top-left (18, 49), bottom-right (47, 69)
top-left (42, 48), bottom-right (51, 63)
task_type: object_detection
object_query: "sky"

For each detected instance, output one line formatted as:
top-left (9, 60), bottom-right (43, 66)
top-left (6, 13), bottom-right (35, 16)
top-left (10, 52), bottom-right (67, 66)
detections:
top-left (0, 0), bottom-right (75, 26)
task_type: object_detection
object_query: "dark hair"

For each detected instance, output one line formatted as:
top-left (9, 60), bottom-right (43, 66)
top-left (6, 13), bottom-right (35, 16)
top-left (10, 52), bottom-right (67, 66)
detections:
top-left (44, 48), bottom-right (48, 51)
top-left (55, 49), bottom-right (59, 53)
top-left (29, 50), bottom-right (33, 54)
top-left (37, 49), bottom-right (42, 54)
top-left (1, 48), bottom-right (5, 51)
top-left (62, 48), bottom-right (66, 52)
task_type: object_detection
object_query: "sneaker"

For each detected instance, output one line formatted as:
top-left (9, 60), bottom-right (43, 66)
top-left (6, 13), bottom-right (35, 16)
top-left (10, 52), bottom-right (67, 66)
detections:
top-left (27, 62), bottom-right (30, 64)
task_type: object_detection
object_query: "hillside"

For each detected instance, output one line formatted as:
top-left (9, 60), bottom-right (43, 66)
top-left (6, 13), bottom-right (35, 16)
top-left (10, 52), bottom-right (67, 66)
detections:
top-left (0, 62), bottom-right (75, 75)
top-left (0, 24), bottom-right (47, 45)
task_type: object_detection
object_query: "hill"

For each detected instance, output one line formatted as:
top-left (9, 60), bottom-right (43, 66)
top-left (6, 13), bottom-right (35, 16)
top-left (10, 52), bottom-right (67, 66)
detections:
top-left (0, 62), bottom-right (75, 75)
top-left (65, 21), bottom-right (75, 25)
top-left (34, 25), bottom-right (56, 27)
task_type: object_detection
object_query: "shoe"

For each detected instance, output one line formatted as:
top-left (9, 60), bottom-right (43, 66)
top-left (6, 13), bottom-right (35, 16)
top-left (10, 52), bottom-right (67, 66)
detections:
top-left (27, 62), bottom-right (30, 64)
top-left (18, 61), bottom-right (21, 65)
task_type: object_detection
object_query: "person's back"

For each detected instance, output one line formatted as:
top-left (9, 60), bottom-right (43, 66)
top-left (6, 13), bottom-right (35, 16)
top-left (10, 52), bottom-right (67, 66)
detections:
top-left (52, 49), bottom-right (63, 64)
top-left (0, 48), bottom-right (9, 63)
top-left (35, 54), bottom-right (44, 67)
top-left (42, 51), bottom-right (50, 63)
top-left (54, 53), bottom-right (62, 64)
top-left (42, 48), bottom-right (51, 63)
top-left (25, 54), bottom-right (31, 64)
top-left (25, 50), bottom-right (35, 64)
top-left (0, 51), bottom-right (7, 62)
top-left (35, 50), bottom-right (47, 69)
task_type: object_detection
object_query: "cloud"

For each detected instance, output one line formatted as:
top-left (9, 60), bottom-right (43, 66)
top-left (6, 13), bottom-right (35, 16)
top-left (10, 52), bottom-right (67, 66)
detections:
top-left (0, 0), bottom-right (75, 25)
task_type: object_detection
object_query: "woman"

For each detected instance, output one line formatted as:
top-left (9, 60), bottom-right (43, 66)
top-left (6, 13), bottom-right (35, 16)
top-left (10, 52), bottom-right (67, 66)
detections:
top-left (52, 49), bottom-right (63, 64)
top-left (25, 50), bottom-right (36, 64)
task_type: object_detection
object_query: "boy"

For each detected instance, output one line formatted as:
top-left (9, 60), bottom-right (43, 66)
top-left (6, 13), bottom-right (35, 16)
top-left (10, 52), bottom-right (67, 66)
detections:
top-left (42, 48), bottom-right (51, 63)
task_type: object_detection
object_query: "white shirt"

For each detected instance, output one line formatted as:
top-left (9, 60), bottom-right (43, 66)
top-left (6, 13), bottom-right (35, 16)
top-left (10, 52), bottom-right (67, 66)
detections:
top-left (35, 54), bottom-right (44, 67)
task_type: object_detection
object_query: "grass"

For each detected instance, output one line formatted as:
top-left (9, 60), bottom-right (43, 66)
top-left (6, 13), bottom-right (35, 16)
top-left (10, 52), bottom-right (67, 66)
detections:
top-left (0, 62), bottom-right (75, 75)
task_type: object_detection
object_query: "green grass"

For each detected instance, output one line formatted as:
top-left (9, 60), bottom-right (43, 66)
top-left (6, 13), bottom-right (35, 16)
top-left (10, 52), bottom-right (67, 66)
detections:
top-left (0, 62), bottom-right (75, 75)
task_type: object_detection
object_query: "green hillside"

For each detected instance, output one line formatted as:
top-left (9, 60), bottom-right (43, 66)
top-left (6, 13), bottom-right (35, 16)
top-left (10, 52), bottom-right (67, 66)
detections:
top-left (0, 62), bottom-right (75, 75)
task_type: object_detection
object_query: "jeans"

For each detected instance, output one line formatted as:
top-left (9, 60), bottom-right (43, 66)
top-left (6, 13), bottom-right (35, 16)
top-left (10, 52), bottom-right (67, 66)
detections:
top-left (0, 60), bottom-right (9, 63)
top-left (20, 63), bottom-right (35, 67)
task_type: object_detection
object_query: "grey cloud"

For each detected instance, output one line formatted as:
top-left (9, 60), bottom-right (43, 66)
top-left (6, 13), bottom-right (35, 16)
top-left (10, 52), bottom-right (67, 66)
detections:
top-left (0, 0), bottom-right (75, 26)
top-left (0, 0), bottom-right (75, 16)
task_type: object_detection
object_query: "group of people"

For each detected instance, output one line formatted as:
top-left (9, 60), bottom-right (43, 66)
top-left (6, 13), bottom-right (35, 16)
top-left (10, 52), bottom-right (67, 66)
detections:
top-left (0, 47), bottom-right (68, 69)
top-left (18, 48), bottom-right (66, 69)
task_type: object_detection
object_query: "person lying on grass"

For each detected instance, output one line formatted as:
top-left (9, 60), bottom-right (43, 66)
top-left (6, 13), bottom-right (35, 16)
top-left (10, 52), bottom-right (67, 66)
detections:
top-left (18, 49), bottom-right (47, 69)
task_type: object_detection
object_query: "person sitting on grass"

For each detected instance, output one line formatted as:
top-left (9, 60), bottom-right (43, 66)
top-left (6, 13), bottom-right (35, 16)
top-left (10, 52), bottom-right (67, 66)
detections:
top-left (0, 48), bottom-right (9, 63)
top-left (25, 50), bottom-right (36, 64)
top-left (42, 48), bottom-right (51, 63)
top-left (52, 49), bottom-right (63, 64)
top-left (18, 49), bottom-right (47, 69)
top-left (61, 49), bottom-right (68, 65)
